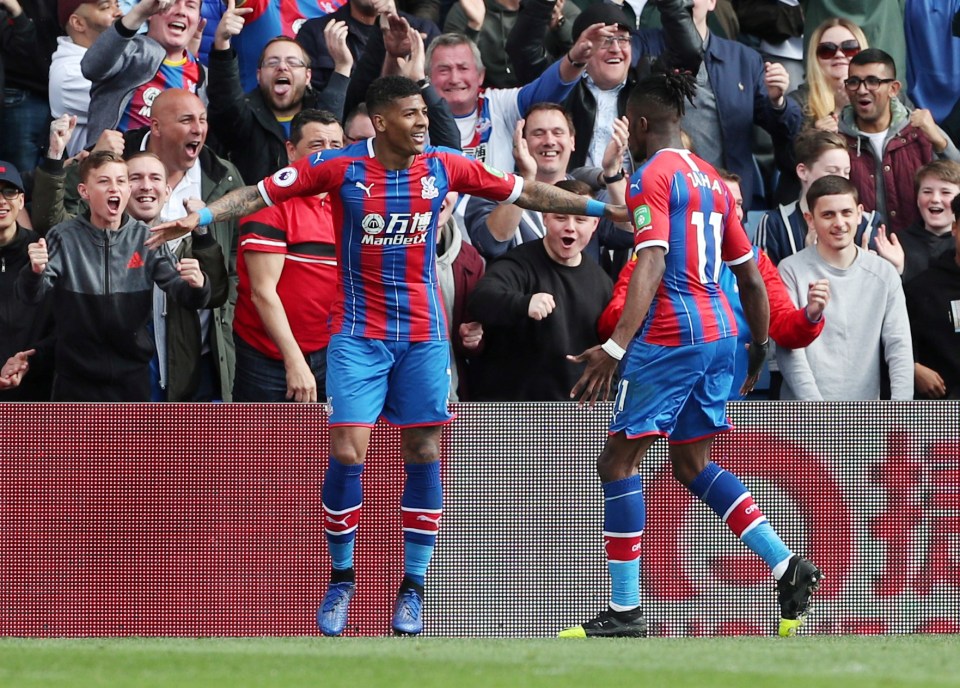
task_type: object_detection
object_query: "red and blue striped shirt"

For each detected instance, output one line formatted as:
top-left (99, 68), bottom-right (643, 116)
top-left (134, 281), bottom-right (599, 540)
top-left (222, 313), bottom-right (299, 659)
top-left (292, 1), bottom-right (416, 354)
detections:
top-left (627, 148), bottom-right (754, 347)
top-left (259, 139), bottom-right (523, 342)
top-left (117, 53), bottom-right (202, 133)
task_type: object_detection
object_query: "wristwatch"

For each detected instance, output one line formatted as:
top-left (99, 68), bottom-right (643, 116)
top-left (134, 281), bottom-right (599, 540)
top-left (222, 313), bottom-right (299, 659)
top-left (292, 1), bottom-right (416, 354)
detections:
top-left (602, 169), bottom-right (626, 185)
top-left (566, 53), bottom-right (586, 69)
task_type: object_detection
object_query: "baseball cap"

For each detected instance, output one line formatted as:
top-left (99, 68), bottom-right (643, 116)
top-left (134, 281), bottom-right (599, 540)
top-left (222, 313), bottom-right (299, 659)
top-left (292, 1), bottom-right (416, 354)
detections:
top-left (58, 0), bottom-right (96, 29)
top-left (572, 2), bottom-right (632, 43)
top-left (0, 161), bottom-right (24, 193)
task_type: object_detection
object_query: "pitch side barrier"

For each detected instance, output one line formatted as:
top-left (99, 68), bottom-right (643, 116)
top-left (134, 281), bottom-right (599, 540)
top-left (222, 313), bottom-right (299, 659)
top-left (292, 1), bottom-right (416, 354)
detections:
top-left (1, 402), bottom-right (957, 637)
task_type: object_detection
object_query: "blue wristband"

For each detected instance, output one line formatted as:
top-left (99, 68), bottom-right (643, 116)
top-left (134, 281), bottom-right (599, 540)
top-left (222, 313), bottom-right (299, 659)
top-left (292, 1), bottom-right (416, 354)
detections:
top-left (585, 199), bottom-right (606, 217)
top-left (196, 207), bottom-right (214, 227)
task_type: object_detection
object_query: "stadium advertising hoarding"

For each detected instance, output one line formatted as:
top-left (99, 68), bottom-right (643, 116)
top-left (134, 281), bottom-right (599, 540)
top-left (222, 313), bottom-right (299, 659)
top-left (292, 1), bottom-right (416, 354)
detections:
top-left (1, 402), bottom-right (957, 637)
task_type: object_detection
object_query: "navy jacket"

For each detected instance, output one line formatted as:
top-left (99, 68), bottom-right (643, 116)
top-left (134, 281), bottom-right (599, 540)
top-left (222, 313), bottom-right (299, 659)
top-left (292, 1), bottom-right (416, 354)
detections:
top-left (697, 33), bottom-right (802, 211)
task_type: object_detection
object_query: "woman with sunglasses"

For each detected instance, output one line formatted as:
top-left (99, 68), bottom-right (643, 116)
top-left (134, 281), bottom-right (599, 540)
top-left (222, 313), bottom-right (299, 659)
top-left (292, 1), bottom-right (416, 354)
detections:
top-left (801, 0), bottom-right (906, 91)
top-left (772, 17), bottom-right (867, 204)
top-left (790, 17), bottom-right (867, 133)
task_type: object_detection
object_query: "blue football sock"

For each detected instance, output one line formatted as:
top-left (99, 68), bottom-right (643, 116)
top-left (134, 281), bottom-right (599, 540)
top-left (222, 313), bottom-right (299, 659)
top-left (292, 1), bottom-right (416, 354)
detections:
top-left (603, 475), bottom-right (646, 610)
top-left (688, 462), bottom-right (791, 571)
top-left (401, 461), bottom-right (443, 586)
top-left (322, 459), bottom-right (364, 572)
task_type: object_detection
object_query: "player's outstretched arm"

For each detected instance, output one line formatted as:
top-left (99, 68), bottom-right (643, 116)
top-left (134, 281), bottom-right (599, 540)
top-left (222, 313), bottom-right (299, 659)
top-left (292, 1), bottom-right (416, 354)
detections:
top-left (759, 250), bottom-right (826, 349)
top-left (146, 185), bottom-right (266, 249)
top-left (514, 179), bottom-right (629, 223)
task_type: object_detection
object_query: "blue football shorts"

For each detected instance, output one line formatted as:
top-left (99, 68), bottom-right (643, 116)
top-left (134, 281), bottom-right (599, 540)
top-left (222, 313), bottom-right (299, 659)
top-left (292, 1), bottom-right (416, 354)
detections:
top-left (609, 337), bottom-right (736, 443)
top-left (325, 334), bottom-right (454, 427)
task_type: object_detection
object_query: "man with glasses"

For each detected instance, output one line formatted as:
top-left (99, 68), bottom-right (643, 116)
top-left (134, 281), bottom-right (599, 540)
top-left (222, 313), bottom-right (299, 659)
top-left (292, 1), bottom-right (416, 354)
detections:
top-left (0, 162), bottom-right (54, 400)
top-left (505, 0), bottom-right (701, 173)
top-left (343, 103), bottom-right (376, 145)
top-left (838, 48), bottom-right (960, 234)
top-left (207, 0), bottom-right (354, 186)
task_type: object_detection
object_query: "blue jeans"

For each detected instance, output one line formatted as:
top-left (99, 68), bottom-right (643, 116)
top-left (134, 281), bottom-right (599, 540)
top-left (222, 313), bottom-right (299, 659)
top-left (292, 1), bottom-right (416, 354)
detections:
top-left (232, 333), bottom-right (327, 402)
top-left (0, 88), bottom-right (49, 174)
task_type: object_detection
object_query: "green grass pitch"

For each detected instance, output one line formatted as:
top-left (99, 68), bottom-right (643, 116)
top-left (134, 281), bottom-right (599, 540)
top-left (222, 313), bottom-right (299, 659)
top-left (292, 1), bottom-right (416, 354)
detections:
top-left (1, 636), bottom-right (958, 688)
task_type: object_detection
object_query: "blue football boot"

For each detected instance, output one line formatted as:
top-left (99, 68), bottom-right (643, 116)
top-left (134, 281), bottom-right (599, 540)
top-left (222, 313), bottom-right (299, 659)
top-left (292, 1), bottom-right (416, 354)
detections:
top-left (317, 581), bottom-right (355, 636)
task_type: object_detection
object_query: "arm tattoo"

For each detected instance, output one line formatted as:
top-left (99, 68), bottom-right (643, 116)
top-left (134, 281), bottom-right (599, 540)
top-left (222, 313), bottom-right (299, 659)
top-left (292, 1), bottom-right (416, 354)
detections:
top-left (514, 180), bottom-right (592, 215)
top-left (208, 185), bottom-right (267, 223)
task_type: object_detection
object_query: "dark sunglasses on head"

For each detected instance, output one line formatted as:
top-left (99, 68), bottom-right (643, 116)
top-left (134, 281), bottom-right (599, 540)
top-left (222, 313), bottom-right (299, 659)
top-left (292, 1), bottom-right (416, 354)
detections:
top-left (816, 40), bottom-right (861, 60)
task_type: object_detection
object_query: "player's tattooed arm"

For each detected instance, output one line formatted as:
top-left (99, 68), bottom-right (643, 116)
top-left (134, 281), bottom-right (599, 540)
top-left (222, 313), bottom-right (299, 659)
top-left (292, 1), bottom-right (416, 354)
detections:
top-left (146, 185), bottom-right (267, 249)
top-left (515, 180), bottom-right (629, 222)
top-left (207, 185), bottom-right (268, 222)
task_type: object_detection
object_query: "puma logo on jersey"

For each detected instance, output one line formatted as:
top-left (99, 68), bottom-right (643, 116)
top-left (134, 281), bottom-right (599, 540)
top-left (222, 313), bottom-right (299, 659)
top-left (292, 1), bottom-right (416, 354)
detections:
top-left (355, 181), bottom-right (374, 197)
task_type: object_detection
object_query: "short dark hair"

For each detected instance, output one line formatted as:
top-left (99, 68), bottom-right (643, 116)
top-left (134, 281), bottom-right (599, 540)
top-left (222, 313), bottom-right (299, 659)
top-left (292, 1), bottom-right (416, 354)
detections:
top-left (716, 168), bottom-right (741, 185)
top-left (366, 76), bottom-right (422, 116)
top-left (80, 150), bottom-right (125, 183)
top-left (289, 108), bottom-right (341, 146)
top-left (794, 129), bottom-right (847, 167)
top-left (806, 175), bottom-right (859, 212)
top-left (344, 103), bottom-right (370, 134)
top-left (849, 48), bottom-right (896, 78)
top-left (259, 36), bottom-right (310, 69)
top-left (554, 178), bottom-right (593, 198)
top-left (523, 102), bottom-right (575, 137)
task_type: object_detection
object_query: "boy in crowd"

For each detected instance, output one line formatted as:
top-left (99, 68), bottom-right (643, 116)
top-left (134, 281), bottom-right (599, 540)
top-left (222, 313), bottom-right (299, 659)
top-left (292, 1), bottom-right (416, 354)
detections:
top-left (896, 160), bottom-right (960, 283)
top-left (14, 151), bottom-right (211, 401)
top-left (757, 129), bottom-right (883, 265)
top-left (903, 193), bottom-right (960, 399)
top-left (776, 175), bottom-right (913, 401)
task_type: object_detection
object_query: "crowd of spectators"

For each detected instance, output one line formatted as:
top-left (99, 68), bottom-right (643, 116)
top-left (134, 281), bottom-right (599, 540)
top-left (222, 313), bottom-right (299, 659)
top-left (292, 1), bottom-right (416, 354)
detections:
top-left (1, 0), bottom-right (959, 402)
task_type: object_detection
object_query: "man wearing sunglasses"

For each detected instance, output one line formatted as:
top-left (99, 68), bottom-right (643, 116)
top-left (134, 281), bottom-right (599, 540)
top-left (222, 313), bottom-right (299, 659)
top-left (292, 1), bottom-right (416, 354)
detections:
top-left (838, 48), bottom-right (960, 234)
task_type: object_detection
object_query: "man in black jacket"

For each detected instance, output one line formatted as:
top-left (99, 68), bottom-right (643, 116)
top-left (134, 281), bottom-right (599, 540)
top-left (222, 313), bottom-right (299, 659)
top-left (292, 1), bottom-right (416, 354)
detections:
top-left (0, 161), bottom-right (53, 399)
top-left (296, 0), bottom-right (440, 92)
top-left (207, 2), bottom-right (353, 186)
top-left (505, 0), bottom-right (701, 172)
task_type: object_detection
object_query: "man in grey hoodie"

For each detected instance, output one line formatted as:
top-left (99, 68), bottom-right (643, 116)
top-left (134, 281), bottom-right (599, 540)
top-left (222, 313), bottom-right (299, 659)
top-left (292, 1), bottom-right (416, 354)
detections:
top-left (81, 0), bottom-right (206, 148)
top-left (15, 151), bottom-right (211, 401)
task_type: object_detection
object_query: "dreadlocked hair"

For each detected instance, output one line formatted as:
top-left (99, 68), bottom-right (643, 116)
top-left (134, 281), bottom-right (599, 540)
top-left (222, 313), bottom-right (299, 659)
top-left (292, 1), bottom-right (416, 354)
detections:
top-left (631, 63), bottom-right (698, 117)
